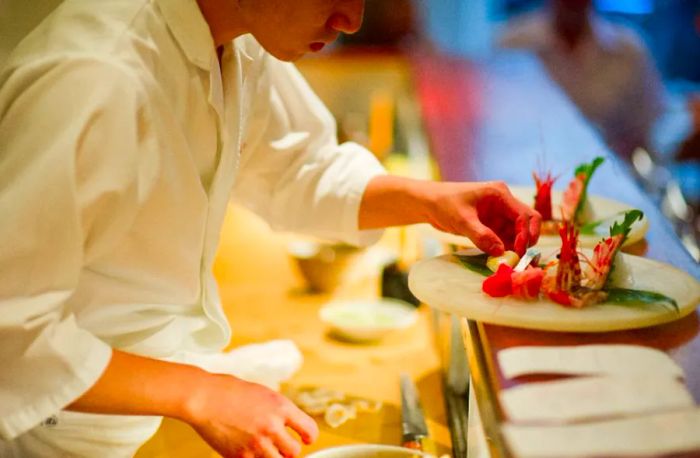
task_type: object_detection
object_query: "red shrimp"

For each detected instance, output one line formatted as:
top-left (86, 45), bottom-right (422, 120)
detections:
top-left (560, 173), bottom-right (585, 223)
top-left (583, 234), bottom-right (624, 290)
top-left (542, 222), bottom-right (607, 307)
top-left (533, 171), bottom-right (556, 221)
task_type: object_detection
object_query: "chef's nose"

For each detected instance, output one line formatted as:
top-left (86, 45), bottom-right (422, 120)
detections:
top-left (328, 0), bottom-right (365, 34)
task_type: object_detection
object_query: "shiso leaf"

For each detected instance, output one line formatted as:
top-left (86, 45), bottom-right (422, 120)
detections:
top-left (455, 253), bottom-right (492, 277)
top-left (574, 156), bottom-right (605, 222)
top-left (606, 287), bottom-right (679, 313)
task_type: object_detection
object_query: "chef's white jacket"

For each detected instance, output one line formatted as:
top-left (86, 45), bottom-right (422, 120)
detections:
top-left (0, 0), bottom-right (385, 448)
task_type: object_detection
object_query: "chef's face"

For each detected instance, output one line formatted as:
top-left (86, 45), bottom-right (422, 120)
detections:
top-left (239, 0), bottom-right (365, 61)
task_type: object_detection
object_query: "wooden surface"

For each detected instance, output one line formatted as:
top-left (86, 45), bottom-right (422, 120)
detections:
top-left (411, 50), bottom-right (700, 456)
top-left (136, 205), bottom-right (452, 457)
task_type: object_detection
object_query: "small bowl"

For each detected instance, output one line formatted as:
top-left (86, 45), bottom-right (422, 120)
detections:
top-left (288, 240), bottom-right (362, 293)
top-left (319, 298), bottom-right (418, 342)
top-left (307, 444), bottom-right (429, 458)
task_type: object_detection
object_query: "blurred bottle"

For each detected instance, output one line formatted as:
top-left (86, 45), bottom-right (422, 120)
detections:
top-left (368, 89), bottom-right (395, 161)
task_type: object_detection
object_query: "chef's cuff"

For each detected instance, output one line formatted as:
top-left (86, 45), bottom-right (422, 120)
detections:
top-left (339, 171), bottom-right (386, 247)
top-left (332, 143), bottom-right (387, 247)
top-left (0, 316), bottom-right (112, 440)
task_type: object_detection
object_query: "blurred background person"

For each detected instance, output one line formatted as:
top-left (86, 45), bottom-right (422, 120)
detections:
top-left (675, 93), bottom-right (700, 163)
top-left (497, 0), bottom-right (665, 161)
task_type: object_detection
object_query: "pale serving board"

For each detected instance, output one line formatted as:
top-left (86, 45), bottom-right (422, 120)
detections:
top-left (408, 251), bottom-right (700, 332)
top-left (419, 185), bottom-right (649, 249)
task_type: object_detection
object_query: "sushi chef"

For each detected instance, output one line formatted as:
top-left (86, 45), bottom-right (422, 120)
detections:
top-left (0, 0), bottom-right (541, 456)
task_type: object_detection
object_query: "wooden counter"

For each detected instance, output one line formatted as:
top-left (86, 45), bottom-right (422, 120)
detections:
top-left (412, 50), bottom-right (700, 457)
top-left (136, 205), bottom-right (452, 457)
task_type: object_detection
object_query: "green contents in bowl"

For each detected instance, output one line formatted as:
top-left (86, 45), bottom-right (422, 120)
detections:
top-left (326, 308), bottom-right (398, 327)
top-left (319, 299), bottom-right (418, 342)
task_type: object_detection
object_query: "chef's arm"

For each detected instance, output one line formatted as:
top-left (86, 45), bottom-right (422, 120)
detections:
top-left (66, 349), bottom-right (206, 420)
top-left (358, 175), bottom-right (541, 256)
top-left (67, 349), bottom-right (318, 456)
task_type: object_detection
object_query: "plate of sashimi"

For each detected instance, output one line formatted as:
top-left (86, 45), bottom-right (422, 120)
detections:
top-left (409, 189), bottom-right (700, 331)
top-left (421, 156), bottom-right (648, 248)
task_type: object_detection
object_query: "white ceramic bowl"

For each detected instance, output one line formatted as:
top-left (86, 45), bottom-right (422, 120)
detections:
top-left (307, 444), bottom-right (430, 458)
top-left (319, 298), bottom-right (418, 342)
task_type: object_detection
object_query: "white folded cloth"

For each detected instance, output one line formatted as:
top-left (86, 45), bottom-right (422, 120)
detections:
top-left (500, 375), bottom-right (694, 423)
top-left (498, 344), bottom-right (685, 379)
top-left (180, 339), bottom-right (303, 391)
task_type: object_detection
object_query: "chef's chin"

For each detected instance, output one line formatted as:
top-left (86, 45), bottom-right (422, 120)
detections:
top-left (267, 47), bottom-right (306, 62)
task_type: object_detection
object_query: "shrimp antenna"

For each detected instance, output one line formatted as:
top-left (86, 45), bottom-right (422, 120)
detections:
top-left (536, 118), bottom-right (547, 176)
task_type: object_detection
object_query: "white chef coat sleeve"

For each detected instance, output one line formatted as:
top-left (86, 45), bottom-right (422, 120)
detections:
top-left (0, 57), bottom-right (156, 439)
top-left (232, 57), bottom-right (387, 247)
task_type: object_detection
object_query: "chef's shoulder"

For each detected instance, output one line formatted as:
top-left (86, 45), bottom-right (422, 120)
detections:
top-left (1, 0), bottom-right (168, 87)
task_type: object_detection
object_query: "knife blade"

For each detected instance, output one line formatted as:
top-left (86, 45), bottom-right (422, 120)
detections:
top-left (400, 373), bottom-right (430, 451)
top-left (514, 247), bottom-right (541, 272)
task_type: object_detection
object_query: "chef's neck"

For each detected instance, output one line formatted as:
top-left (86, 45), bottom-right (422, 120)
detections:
top-left (196, 0), bottom-right (247, 48)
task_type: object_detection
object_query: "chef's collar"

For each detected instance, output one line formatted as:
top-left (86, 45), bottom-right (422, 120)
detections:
top-left (156, 0), bottom-right (216, 71)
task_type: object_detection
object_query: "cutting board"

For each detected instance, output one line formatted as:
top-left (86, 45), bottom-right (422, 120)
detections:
top-left (419, 185), bottom-right (648, 249)
top-left (408, 251), bottom-right (700, 332)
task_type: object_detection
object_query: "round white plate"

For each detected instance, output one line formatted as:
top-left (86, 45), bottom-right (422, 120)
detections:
top-left (408, 250), bottom-right (700, 332)
top-left (319, 298), bottom-right (418, 342)
top-left (419, 185), bottom-right (648, 249)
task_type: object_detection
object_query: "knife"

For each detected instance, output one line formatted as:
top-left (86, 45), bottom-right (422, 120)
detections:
top-left (400, 373), bottom-right (434, 453)
top-left (514, 247), bottom-right (541, 272)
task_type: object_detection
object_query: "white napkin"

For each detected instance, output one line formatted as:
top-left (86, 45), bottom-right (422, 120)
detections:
top-left (498, 345), bottom-right (685, 379)
top-left (180, 339), bottom-right (303, 391)
top-left (500, 375), bottom-right (695, 423)
top-left (503, 407), bottom-right (700, 458)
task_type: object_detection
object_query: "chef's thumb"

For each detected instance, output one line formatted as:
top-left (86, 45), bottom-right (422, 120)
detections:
top-left (468, 222), bottom-right (505, 256)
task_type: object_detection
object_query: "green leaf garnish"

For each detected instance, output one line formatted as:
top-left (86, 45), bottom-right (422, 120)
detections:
top-left (606, 287), bottom-right (679, 313)
top-left (574, 156), bottom-right (605, 223)
top-left (603, 210), bottom-right (644, 288)
top-left (579, 211), bottom-right (626, 235)
top-left (580, 210), bottom-right (644, 237)
top-left (609, 209), bottom-right (644, 241)
top-left (455, 253), bottom-right (492, 277)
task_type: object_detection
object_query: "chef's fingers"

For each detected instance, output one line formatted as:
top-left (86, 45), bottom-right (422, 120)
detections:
top-left (487, 182), bottom-right (523, 220)
top-left (254, 436), bottom-right (284, 458)
top-left (528, 209), bottom-right (542, 246)
top-left (464, 210), bottom-right (505, 256)
top-left (496, 186), bottom-right (541, 253)
top-left (513, 214), bottom-right (530, 257)
top-left (285, 409), bottom-right (318, 445)
top-left (268, 424), bottom-right (302, 458)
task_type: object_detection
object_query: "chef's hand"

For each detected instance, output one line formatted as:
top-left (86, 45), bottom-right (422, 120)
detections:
top-left (359, 176), bottom-right (541, 256)
top-left (185, 373), bottom-right (318, 458)
top-left (423, 180), bottom-right (541, 256)
top-left (67, 350), bottom-right (316, 458)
